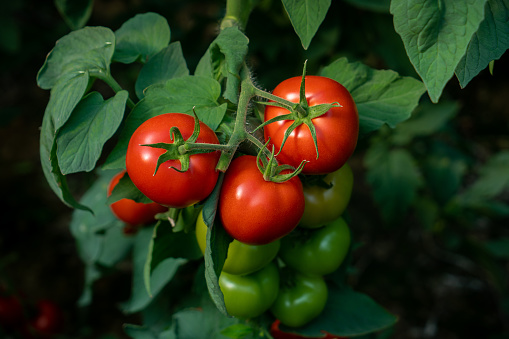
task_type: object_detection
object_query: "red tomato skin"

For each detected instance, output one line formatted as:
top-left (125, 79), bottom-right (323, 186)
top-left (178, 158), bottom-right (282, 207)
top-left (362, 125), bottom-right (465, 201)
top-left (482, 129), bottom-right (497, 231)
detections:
top-left (270, 320), bottom-right (348, 339)
top-left (126, 113), bottom-right (220, 208)
top-left (30, 300), bottom-right (63, 336)
top-left (264, 76), bottom-right (359, 174)
top-left (218, 155), bottom-right (305, 245)
top-left (108, 171), bottom-right (167, 225)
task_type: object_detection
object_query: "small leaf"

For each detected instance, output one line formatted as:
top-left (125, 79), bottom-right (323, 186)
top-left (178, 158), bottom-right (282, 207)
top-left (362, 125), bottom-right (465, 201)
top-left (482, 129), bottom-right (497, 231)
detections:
top-left (103, 76), bottom-right (226, 170)
top-left (143, 219), bottom-right (202, 296)
top-left (113, 12), bottom-right (171, 64)
top-left (54, 0), bottom-right (94, 30)
top-left (135, 42), bottom-right (189, 100)
top-left (281, 0), bottom-right (331, 49)
top-left (195, 27), bottom-right (249, 104)
top-left (391, 0), bottom-right (487, 102)
top-left (320, 57), bottom-right (426, 136)
top-left (37, 26), bottom-right (115, 89)
top-left (121, 227), bottom-right (187, 314)
top-left (57, 90), bottom-right (128, 175)
top-left (282, 285), bottom-right (398, 337)
top-left (107, 171), bottom-right (153, 204)
top-left (455, 0), bottom-right (509, 88)
top-left (220, 324), bottom-right (255, 338)
top-left (365, 144), bottom-right (423, 223)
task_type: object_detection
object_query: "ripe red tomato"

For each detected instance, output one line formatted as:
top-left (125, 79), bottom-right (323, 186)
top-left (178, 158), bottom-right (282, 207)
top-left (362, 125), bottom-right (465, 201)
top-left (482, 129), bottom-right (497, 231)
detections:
top-left (264, 76), bottom-right (358, 174)
top-left (126, 113), bottom-right (220, 208)
top-left (108, 171), bottom-right (167, 225)
top-left (29, 300), bottom-right (63, 337)
top-left (218, 155), bottom-right (305, 245)
top-left (0, 295), bottom-right (24, 328)
top-left (270, 320), bottom-right (348, 339)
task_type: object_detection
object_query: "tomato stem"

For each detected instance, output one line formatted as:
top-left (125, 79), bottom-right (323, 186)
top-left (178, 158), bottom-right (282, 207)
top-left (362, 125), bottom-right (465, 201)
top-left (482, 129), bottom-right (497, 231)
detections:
top-left (90, 69), bottom-right (136, 109)
top-left (221, 0), bottom-right (257, 30)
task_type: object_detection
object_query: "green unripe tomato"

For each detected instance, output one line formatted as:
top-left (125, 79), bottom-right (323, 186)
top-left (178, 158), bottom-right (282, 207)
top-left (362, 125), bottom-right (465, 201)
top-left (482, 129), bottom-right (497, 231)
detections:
top-left (219, 261), bottom-right (279, 319)
top-left (195, 211), bottom-right (280, 275)
top-left (270, 269), bottom-right (328, 327)
top-left (279, 217), bottom-right (351, 276)
top-left (299, 163), bottom-right (353, 229)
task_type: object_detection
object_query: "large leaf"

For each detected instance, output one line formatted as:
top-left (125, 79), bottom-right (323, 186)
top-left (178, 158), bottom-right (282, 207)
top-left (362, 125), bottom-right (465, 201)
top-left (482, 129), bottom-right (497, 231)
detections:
top-left (281, 0), bottom-right (331, 49)
top-left (57, 90), bottom-right (128, 174)
top-left (320, 57), bottom-right (426, 137)
top-left (391, 0), bottom-right (487, 102)
top-left (456, 0), bottom-right (509, 88)
top-left (113, 12), bottom-right (171, 64)
top-left (37, 26), bottom-right (115, 89)
top-left (40, 72), bottom-right (91, 211)
top-left (135, 42), bottom-right (189, 100)
top-left (54, 0), bottom-right (94, 30)
top-left (282, 285), bottom-right (398, 337)
top-left (195, 26), bottom-right (249, 104)
top-left (103, 76), bottom-right (227, 170)
top-left (365, 144), bottom-right (423, 223)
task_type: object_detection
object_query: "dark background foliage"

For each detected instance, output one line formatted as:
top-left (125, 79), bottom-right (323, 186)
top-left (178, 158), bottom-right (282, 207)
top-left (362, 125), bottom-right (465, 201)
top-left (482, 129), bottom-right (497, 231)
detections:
top-left (1, 0), bottom-right (508, 338)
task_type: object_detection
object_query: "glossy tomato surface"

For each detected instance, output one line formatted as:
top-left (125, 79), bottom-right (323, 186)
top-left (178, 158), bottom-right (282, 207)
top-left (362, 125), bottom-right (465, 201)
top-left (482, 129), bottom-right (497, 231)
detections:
top-left (218, 155), bottom-right (305, 245)
top-left (108, 171), bottom-right (167, 225)
top-left (195, 210), bottom-right (280, 275)
top-left (280, 217), bottom-right (351, 276)
top-left (126, 113), bottom-right (220, 208)
top-left (270, 269), bottom-right (328, 328)
top-left (264, 76), bottom-right (358, 174)
top-left (299, 163), bottom-right (353, 229)
top-left (219, 261), bottom-right (279, 319)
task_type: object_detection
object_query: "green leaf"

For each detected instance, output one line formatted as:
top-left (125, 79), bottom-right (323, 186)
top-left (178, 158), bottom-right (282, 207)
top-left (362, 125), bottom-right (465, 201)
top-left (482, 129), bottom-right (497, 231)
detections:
top-left (320, 57), bottom-right (426, 136)
top-left (54, 0), bottom-right (93, 30)
top-left (103, 76), bottom-right (226, 170)
top-left (484, 238), bottom-right (509, 259)
top-left (283, 285), bottom-right (397, 337)
top-left (40, 72), bottom-right (91, 211)
top-left (107, 171), bottom-right (153, 204)
top-left (391, 0), bottom-right (487, 102)
top-left (143, 219), bottom-right (202, 296)
top-left (195, 26), bottom-right (249, 104)
top-left (57, 90), bottom-right (128, 175)
top-left (365, 145), bottom-right (423, 223)
top-left (135, 42), bottom-right (189, 99)
top-left (344, 0), bottom-right (391, 13)
top-left (37, 26), bottom-right (115, 89)
top-left (113, 12), bottom-right (171, 64)
top-left (281, 0), bottom-right (331, 49)
top-left (121, 227), bottom-right (186, 314)
top-left (391, 100), bottom-right (459, 145)
top-left (460, 151), bottom-right (509, 200)
top-left (456, 0), bottom-right (509, 88)
top-left (77, 264), bottom-right (102, 307)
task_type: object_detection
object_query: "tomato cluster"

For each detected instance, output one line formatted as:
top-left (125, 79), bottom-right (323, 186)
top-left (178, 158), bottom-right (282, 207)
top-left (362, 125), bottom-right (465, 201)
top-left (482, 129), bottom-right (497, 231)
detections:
top-left (109, 75), bottom-right (357, 336)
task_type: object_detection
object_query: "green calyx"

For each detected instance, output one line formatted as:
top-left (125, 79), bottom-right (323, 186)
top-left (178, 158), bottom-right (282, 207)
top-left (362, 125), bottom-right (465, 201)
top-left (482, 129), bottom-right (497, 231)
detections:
top-left (256, 140), bottom-right (307, 183)
top-left (141, 111), bottom-right (207, 175)
top-left (254, 61), bottom-right (340, 160)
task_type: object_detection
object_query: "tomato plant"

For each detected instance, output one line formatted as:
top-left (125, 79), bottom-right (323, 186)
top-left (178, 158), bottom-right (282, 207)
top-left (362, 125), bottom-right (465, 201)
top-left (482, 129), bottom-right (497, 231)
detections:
top-left (108, 170), bottom-right (167, 225)
top-left (195, 211), bottom-right (280, 275)
top-left (126, 113), bottom-right (221, 208)
top-left (264, 76), bottom-right (359, 175)
top-left (219, 262), bottom-right (279, 319)
top-left (270, 269), bottom-right (328, 328)
top-left (299, 163), bottom-right (353, 229)
top-left (218, 155), bottom-right (305, 245)
top-left (279, 217), bottom-right (351, 276)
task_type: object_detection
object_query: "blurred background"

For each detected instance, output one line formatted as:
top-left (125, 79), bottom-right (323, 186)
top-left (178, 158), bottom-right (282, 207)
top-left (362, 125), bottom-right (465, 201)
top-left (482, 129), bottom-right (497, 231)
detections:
top-left (1, 0), bottom-right (508, 338)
